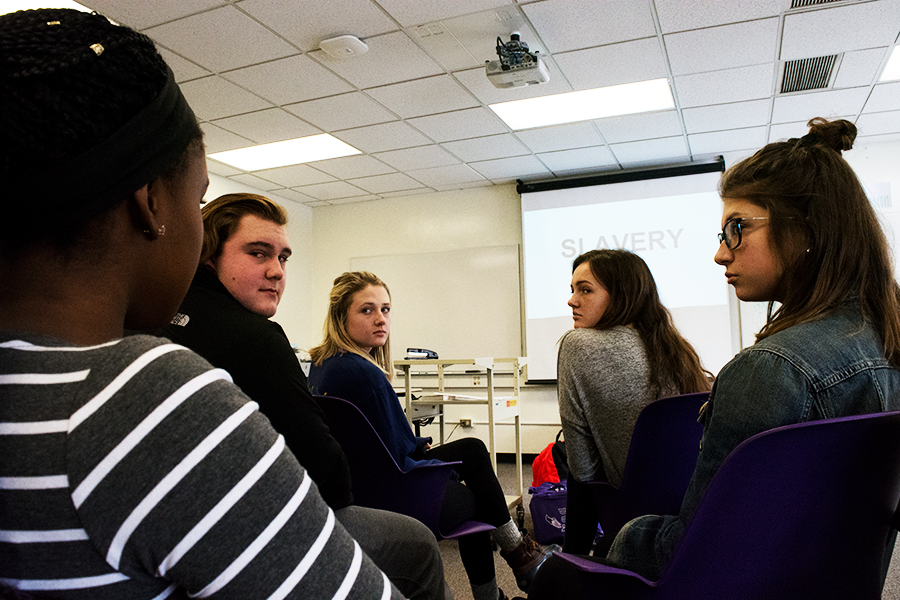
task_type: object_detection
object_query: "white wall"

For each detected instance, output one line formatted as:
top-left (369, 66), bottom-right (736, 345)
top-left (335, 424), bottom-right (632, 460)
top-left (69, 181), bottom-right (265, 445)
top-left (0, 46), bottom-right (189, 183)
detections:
top-left (308, 184), bottom-right (564, 453)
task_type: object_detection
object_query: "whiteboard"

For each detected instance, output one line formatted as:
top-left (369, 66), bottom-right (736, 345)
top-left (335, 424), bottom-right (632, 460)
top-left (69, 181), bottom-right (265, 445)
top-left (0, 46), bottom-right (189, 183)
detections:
top-left (350, 245), bottom-right (522, 361)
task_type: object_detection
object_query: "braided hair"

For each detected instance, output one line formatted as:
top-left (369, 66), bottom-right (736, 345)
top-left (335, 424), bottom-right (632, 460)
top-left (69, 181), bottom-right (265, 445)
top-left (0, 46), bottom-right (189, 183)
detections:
top-left (0, 8), bottom-right (202, 247)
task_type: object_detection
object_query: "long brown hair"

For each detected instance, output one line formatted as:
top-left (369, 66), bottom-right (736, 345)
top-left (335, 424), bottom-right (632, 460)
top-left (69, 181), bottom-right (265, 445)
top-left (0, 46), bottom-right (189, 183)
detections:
top-left (574, 249), bottom-right (712, 394)
top-left (310, 271), bottom-right (394, 381)
top-left (719, 117), bottom-right (900, 367)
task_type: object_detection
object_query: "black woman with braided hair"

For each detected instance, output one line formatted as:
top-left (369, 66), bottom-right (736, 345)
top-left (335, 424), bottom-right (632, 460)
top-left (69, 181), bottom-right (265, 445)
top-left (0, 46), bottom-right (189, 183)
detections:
top-left (0, 9), bottom-right (404, 599)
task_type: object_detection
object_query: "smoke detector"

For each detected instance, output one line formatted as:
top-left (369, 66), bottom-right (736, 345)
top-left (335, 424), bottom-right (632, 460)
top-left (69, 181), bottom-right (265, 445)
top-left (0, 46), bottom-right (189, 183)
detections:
top-left (320, 35), bottom-right (369, 59)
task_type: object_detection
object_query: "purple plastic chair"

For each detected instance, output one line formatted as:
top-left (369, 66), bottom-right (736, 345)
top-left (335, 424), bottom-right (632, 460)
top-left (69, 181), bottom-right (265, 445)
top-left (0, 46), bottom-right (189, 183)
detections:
top-left (312, 394), bottom-right (495, 540)
top-left (585, 391), bottom-right (708, 555)
top-left (531, 410), bottom-right (900, 599)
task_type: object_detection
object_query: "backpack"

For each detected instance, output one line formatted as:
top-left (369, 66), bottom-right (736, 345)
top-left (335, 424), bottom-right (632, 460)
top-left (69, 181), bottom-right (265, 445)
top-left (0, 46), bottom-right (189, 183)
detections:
top-left (531, 429), bottom-right (569, 486)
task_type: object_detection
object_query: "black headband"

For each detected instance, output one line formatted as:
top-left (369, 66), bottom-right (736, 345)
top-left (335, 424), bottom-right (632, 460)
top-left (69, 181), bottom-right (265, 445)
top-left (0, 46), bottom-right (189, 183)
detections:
top-left (9, 65), bottom-right (201, 224)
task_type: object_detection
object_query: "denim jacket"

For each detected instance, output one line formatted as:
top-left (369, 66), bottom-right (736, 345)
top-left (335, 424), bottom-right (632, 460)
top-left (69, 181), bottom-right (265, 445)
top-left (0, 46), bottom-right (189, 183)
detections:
top-left (607, 304), bottom-right (900, 580)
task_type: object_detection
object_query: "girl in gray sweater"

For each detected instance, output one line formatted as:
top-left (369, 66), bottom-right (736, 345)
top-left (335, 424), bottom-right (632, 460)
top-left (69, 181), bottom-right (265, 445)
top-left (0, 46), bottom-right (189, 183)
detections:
top-left (558, 250), bottom-right (710, 555)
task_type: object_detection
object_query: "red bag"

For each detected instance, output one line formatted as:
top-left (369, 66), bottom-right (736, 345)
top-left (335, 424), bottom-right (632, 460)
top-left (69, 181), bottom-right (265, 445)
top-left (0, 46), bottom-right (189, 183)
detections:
top-left (531, 430), bottom-right (568, 486)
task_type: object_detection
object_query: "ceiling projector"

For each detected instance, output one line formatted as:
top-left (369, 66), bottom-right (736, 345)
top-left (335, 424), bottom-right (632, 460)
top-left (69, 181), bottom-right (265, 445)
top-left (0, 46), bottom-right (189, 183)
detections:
top-left (485, 33), bottom-right (550, 89)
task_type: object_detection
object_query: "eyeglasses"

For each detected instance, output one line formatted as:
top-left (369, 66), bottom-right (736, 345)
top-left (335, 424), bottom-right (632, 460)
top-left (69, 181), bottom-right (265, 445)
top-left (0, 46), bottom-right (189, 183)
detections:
top-left (718, 217), bottom-right (768, 250)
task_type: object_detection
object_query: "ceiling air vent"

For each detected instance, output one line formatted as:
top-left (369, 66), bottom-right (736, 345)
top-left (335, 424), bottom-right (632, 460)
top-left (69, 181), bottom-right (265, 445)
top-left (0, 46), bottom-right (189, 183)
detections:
top-left (790, 0), bottom-right (844, 7)
top-left (781, 54), bottom-right (838, 93)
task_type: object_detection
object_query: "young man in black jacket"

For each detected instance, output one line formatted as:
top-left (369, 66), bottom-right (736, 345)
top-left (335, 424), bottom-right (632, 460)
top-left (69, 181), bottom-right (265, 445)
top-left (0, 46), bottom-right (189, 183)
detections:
top-left (159, 192), bottom-right (451, 600)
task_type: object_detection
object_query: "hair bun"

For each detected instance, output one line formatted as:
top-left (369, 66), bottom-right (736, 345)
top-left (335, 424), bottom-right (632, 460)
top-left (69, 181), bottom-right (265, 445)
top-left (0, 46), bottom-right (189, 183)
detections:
top-left (806, 117), bottom-right (857, 153)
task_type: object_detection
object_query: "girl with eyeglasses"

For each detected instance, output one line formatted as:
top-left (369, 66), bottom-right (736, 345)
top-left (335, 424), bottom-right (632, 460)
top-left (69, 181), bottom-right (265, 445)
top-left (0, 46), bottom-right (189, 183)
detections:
top-left (530, 117), bottom-right (900, 594)
top-left (557, 249), bottom-right (710, 555)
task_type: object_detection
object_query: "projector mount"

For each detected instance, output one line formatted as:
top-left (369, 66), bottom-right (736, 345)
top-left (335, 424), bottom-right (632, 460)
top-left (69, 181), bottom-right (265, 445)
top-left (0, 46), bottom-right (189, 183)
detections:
top-left (495, 33), bottom-right (540, 71)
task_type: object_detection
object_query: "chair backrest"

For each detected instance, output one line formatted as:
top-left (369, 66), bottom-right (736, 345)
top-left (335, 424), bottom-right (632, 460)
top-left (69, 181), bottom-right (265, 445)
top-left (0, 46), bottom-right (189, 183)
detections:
top-left (589, 392), bottom-right (708, 549)
top-left (539, 411), bottom-right (900, 600)
top-left (312, 395), bottom-right (493, 539)
top-left (657, 410), bottom-right (900, 599)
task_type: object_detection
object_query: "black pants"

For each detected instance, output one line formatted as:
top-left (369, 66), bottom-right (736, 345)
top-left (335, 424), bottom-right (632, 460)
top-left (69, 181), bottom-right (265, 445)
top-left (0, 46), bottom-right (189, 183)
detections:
top-left (563, 476), bottom-right (602, 555)
top-left (425, 437), bottom-right (511, 586)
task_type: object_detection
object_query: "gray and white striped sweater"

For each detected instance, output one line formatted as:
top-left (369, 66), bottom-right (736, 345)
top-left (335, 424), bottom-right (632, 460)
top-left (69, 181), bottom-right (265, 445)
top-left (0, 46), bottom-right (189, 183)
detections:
top-left (0, 333), bottom-right (402, 600)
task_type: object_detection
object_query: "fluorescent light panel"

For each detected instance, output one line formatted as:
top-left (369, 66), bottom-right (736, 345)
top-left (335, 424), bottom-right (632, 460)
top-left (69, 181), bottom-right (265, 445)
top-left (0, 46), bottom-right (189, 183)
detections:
top-left (208, 134), bottom-right (361, 171)
top-left (489, 79), bottom-right (675, 130)
top-left (881, 46), bottom-right (900, 82)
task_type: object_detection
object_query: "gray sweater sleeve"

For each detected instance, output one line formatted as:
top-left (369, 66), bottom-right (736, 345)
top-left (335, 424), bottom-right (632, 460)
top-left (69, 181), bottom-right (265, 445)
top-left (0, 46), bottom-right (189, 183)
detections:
top-left (556, 327), bottom-right (655, 487)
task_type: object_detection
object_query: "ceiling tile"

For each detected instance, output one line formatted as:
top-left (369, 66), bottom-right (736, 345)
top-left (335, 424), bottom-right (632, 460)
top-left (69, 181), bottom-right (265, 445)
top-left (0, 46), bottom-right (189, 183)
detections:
top-left (864, 82), bottom-right (900, 114)
top-left (772, 87), bottom-right (870, 123)
top-left (349, 172), bottom-right (429, 194)
top-left (295, 181), bottom-right (371, 200)
top-left (309, 32), bottom-right (443, 89)
top-left (381, 188), bottom-right (437, 198)
top-left (554, 39), bottom-right (667, 90)
top-left (407, 21), bottom-right (483, 72)
top-left (514, 122), bottom-right (604, 153)
top-left (856, 131), bottom-right (900, 145)
top-left (206, 158), bottom-right (242, 177)
top-left (329, 195), bottom-right (383, 205)
top-left (239, 0), bottom-right (398, 52)
top-left (308, 155), bottom-right (396, 179)
top-left (145, 6), bottom-right (297, 72)
top-left (857, 110), bottom-right (900, 136)
top-left (522, 0), bottom-right (655, 53)
top-left (426, 6), bottom-right (545, 72)
top-left (688, 127), bottom-right (767, 155)
top-left (833, 48), bottom-right (890, 89)
top-left (715, 149), bottom-right (758, 168)
top-left (373, 146), bottom-right (461, 171)
top-left (469, 155), bottom-right (551, 181)
top-left (537, 146), bottom-right (618, 172)
top-left (610, 137), bottom-right (691, 165)
top-left (407, 108), bottom-right (509, 142)
top-left (769, 120), bottom-right (811, 143)
top-left (272, 188), bottom-right (319, 204)
top-left (594, 110), bottom-right (683, 143)
top-left (81, 0), bottom-right (225, 30)
top-left (781, 1), bottom-right (900, 62)
top-left (286, 93), bottom-right (398, 132)
top-left (158, 48), bottom-right (210, 82)
top-left (366, 75), bottom-right (480, 118)
top-left (453, 63), bottom-right (573, 105)
top-left (253, 164), bottom-right (336, 187)
top-left (406, 164), bottom-right (487, 187)
top-left (665, 18), bottom-right (779, 77)
top-left (654, 0), bottom-right (783, 34)
top-left (432, 180), bottom-right (495, 192)
top-left (181, 76), bottom-right (273, 120)
top-left (212, 108), bottom-right (322, 144)
top-left (675, 63), bottom-right (776, 108)
top-left (441, 134), bottom-right (530, 161)
top-left (376, 0), bottom-right (513, 27)
top-left (222, 55), bottom-right (354, 105)
top-left (200, 122), bottom-right (254, 153)
top-left (227, 173), bottom-right (283, 191)
top-left (682, 100), bottom-right (772, 134)
top-left (333, 122), bottom-right (433, 153)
